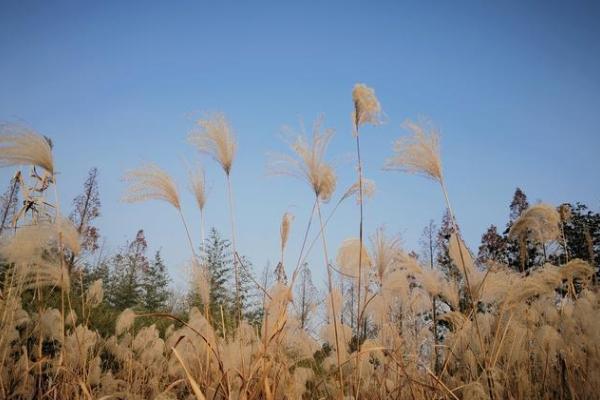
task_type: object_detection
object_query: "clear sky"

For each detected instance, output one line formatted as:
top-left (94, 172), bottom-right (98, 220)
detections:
top-left (1, 1), bottom-right (599, 289)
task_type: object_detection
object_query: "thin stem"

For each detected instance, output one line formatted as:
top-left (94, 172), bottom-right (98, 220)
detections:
top-left (354, 130), bottom-right (365, 398)
top-left (439, 178), bottom-right (495, 400)
top-left (178, 209), bottom-right (197, 259)
top-left (289, 198), bottom-right (317, 289)
top-left (226, 174), bottom-right (241, 323)
top-left (316, 198), bottom-right (345, 398)
top-left (200, 208), bottom-right (205, 253)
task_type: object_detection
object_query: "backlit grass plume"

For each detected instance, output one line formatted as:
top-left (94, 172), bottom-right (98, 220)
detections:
top-left (0, 123), bottom-right (54, 174)
top-left (122, 163), bottom-right (197, 256)
top-left (384, 119), bottom-right (442, 182)
top-left (509, 203), bottom-right (561, 244)
top-left (189, 112), bottom-right (240, 319)
top-left (188, 112), bottom-right (237, 176)
top-left (189, 166), bottom-right (207, 244)
top-left (269, 116), bottom-right (337, 202)
top-left (352, 83), bottom-right (382, 135)
top-left (122, 163), bottom-right (181, 210)
top-left (280, 211), bottom-right (294, 256)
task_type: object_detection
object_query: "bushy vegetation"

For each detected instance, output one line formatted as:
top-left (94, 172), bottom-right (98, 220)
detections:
top-left (0, 85), bottom-right (598, 399)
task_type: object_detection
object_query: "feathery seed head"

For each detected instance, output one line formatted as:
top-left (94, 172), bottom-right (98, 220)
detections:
top-left (384, 119), bottom-right (443, 182)
top-left (188, 112), bottom-right (236, 175)
top-left (342, 177), bottom-right (376, 205)
top-left (352, 83), bottom-right (382, 134)
top-left (122, 163), bottom-right (181, 210)
top-left (370, 227), bottom-right (402, 283)
top-left (280, 212), bottom-right (294, 254)
top-left (509, 203), bottom-right (561, 244)
top-left (188, 166), bottom-right (206, 211)
top-left (269, 116), bottom-right (337, 202)
top-left (116, 308), bottom-right (136, 335)
top-left (336, 238), bottom-right (372, 277)
top-left (86, 279), bottom-right (104, 308)
top-left (0, 123), bottom-right (54, 174)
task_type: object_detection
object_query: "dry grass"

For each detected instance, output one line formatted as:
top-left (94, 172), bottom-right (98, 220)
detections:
top-left (0, 91), bottom-right (599, 400)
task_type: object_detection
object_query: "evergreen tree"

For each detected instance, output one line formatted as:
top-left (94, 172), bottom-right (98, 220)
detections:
top-left (238, 254), bottom-right (262, 325)
top-left (477, 225), bottom-right (508, 265)
top-left (201, 228), bottom-right (234, 327)
top-left (562, 203), bottom-right (600, 274)
top-left (141, 251), bottom-right (171, 311)
top-left (504, 188), bottom-right (539, 271)
top-left (109, 230), bottom-right (149, 309)
top-left (509, 187), bottom-right (529, 222)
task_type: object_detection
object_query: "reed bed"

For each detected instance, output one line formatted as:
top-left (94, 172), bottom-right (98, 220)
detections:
top-left (0, 87), bottom-right (598, 400)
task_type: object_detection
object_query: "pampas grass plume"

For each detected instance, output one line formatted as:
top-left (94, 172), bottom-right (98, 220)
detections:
top-left (352, 83), bottom-right (382, 134)
top-left (122, 163), bottom-right (181, 210)
top-left (116, 308), bottom-right (136, 335)
top-left (0, 123), bottom-right (54, 174)
top-left (384, 119), bottom-right (443, 182)
top-left (188, 112), bottom-right (236, 175)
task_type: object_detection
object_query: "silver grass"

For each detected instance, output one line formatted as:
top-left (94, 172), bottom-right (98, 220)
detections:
top-left (352, 83), bottom-right (382, 135)
top-left (269, 116), bottom-right (337, 202)
top-left (188, 112), bottom-right (237, 175)
top-left (509, 203), bottom-right (561, 244)
top-left (0, 123), bottom-right (54, 174)
top-left (122, 163), bottom-right (181, 210)
top-left (384, 119), bottom-right (443, 182)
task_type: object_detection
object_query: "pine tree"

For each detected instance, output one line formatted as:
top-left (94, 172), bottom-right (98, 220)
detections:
top-left (477, 225), bottom-right (508, 265)
top-left (239, 255), bottom-right (261, 326)
top-left (201, 228), bottom-right (234, 328)
top-left (562, 203), bottom-right (600, 274)
top-left (109, 230), bottom-right (149, 310)
top-left (509, 188), bottom-right (529, 222)
top-left (141, 251), bottom-right (171, 311)
top-left (504, 187), bottom-right (539, 271)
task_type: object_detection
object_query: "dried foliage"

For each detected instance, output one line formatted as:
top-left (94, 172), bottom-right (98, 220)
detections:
top-left (269, 116), bottom-right (337, 202)
top-left (189, 166), bottom-right (207, 212)
top-left (188, 112), bottom-right (237, 175)
top-left (1, 100), bottom-right (599, 400)
top-left (352, 83), bottom-right (382, 134)
top-left (0, 123), bottom-right (54, 174)
top-left (509, 203), bottom-right (561, 244)
top-left (122, 163), bottom-right (181, 210)
top-left (384, 119), bottom-right (443, 182)
top-left (280, 211), bottom-right (293, 254)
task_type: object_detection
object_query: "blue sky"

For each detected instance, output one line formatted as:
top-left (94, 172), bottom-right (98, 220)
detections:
top-left (1, 1), bottom-right (599, 289)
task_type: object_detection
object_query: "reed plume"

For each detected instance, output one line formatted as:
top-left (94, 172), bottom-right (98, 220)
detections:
top-left (384, 119), bottom-right (443, 182)
top-left (188, 112), bottom-right (236, 176)
top-left (269, 115), bottom-right (337, 202)
top-left (122, 163), bottom-right (197, 258)
top-left (122, 163), bottom-right (181, 210)
top-left (509, 203), bottom-right (561, 244)
top-left (189, 112), bottom-right (240, 320)
top-left (0, 123), bottom-right (54, 174)
top-left (280, 212), bottom-right (294, 259)
top-left (370, 227), bottom-right (402, 284)
top-left (341, 178), bottom-right (376, 204)
top-left (352, 83), bottom-right (381, 395)
top-left (189, 166), bottom-right (207, 245)
top-left (352, 83), bottom-right (382, 135)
